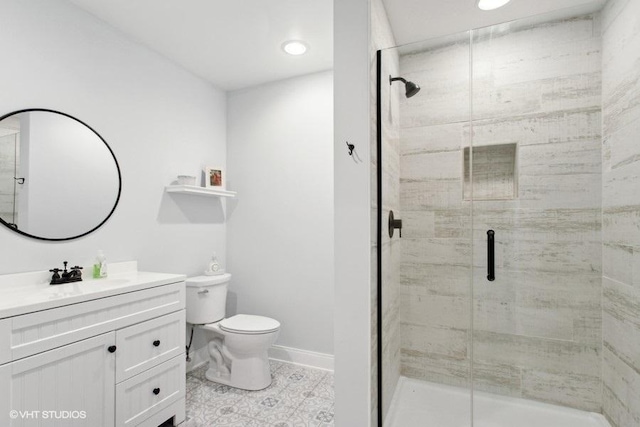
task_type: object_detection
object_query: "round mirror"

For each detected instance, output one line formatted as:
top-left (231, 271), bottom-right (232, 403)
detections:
top-left (0, 109), bottom-right (121, 240)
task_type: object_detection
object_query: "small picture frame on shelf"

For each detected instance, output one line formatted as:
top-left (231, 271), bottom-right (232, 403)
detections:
top-left (205, 166), bottom-right (224, 188)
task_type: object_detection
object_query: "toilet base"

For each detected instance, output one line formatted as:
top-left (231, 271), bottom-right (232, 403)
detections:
top-left (205, 353), bottom-right (273, 391)
top-left (197, 321), bottom-right (280, 391)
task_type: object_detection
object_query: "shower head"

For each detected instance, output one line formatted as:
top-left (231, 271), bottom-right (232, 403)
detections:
top-left (389, 76), bottom-right (421, 98)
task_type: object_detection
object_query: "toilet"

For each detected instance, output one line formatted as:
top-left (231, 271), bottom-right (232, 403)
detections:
top-left (186, 274), bottom-right (280, 391)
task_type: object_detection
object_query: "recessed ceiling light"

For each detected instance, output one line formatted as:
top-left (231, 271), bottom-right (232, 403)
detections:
top-left (477, 0), bottom-right (511, 11)
top-left (282, 40), bottom-right (308, 56)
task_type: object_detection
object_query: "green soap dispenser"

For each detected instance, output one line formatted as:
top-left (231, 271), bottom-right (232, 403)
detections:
top-left (93, 250), bottom-right (108, 279)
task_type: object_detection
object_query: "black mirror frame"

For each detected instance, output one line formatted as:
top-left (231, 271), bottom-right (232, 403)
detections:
top-left (0, 108), bottom-right (122, 241)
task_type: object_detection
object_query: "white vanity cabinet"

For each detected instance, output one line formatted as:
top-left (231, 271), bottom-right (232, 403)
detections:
top-left (0, 332), bottom-right (117, 426)
top-left (0, 267), bottom-right (187, 427)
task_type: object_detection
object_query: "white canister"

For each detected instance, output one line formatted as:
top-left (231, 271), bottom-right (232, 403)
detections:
top-left (177, 175), bottom-right (196, 185)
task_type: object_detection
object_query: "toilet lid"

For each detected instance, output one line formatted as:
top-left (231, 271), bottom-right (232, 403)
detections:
top-left (219, 314), bottom-right (280, 334)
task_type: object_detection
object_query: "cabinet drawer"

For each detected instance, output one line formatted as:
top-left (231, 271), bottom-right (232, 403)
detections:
top-left (116, 354), bottom-right (185, 427)
top-left (116, 310), bottom-right (185, 382)
top-left (5, 282), bottom-right (185, 363)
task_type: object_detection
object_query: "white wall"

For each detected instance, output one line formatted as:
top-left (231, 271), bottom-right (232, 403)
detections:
top-left (226, 71), bottom-right (334, 356)
top-left (0, 0), bottom-right (227, 276)
top-left (334, 0), bottom-right (374, 425)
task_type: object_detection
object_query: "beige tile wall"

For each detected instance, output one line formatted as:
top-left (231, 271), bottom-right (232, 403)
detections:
top-left (398, 13), bottom-right (603, 411)
top-left (601, 0), bottom-right (640, 425)
top-left (379, 44), bottom-right (402, 418)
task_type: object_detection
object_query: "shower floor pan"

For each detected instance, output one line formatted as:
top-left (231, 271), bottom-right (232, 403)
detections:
top-left (385, 377), bottom-right (611, 427)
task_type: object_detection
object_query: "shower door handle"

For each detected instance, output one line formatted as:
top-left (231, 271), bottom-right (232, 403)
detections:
top-left (487, 230), bottom-right (495, 281)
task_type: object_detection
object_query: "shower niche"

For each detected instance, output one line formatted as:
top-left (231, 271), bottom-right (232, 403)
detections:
top-left (463, 143), bottom-right (518, 200)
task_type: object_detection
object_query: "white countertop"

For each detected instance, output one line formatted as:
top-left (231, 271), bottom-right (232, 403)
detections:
top-left (0, 261), bottom-right (186, 319)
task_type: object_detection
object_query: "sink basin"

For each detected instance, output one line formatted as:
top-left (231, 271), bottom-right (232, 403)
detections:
top-left (33, 278), bottom-right (129, 297)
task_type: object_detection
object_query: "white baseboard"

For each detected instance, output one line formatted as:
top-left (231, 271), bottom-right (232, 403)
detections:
top-left (269, 345), bottom-right (334, 372)
top-left (187, 343), bottom-right (334, 373)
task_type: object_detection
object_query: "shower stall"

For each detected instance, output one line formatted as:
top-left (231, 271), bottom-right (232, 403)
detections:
top-left (377, 2), bottom-right (639, 426)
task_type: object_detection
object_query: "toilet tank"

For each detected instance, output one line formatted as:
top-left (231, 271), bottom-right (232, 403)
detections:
top-left (185, 274), bottom-right (231, 324)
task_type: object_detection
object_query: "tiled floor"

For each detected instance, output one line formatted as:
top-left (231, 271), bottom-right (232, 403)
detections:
top-left (185, 361), bottom-right (334, 427)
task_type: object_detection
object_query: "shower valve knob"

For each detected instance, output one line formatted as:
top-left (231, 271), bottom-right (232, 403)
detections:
top-left (389, 210), bottom-right (403, 238)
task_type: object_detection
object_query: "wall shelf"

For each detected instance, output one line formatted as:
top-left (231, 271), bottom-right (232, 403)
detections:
top-left (165, 185), bottom-right (237, 198)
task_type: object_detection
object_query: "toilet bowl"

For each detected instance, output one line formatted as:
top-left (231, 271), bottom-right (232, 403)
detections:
top-left (186, 274), bottom-right (280, 391)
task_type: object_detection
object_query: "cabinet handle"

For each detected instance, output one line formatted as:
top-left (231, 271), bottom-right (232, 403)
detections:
top-left (153, 340), bottom-right (161, 347)
top-left (153, 388), bottom-right (161, 395)
top-left (108, 345), bottom-right (117, 353)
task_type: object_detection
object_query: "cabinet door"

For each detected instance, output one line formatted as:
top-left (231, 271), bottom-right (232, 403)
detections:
top-left (0, 332), bottom-right (116, 427)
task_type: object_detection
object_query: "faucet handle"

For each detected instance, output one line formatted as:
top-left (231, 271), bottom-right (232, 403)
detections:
top-left (49, 268), bottom-right (62, 284)
top-left (68, 266), bottom-right (83, 282)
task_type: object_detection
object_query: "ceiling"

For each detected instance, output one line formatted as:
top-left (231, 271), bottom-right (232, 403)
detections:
top-left (67, 0), bottom-right (607, 91)
top-left (382, 0), bottom-right (607, 46)
top-left (67, 0), bottom-right (333, 91)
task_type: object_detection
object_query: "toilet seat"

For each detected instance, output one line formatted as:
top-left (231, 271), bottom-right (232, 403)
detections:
top-left (219, 314), bottom-right (280, 335)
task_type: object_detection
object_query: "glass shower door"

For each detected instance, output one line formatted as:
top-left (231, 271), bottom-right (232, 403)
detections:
top-left (380, 5), bottom-right (605, 426)
top-left (470, 8), bottom-right (603, 425)
top-left (378, 31), bottom-right (474, 426)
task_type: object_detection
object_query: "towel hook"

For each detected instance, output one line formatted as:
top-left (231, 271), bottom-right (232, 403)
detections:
top-left (346, 141), bottom-right (355, 156)
top-left (345, 141), bottom-right (362, 163)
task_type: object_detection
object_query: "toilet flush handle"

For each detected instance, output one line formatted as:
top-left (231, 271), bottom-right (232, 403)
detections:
top-left (197, 288), bottom-right (209, 295)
